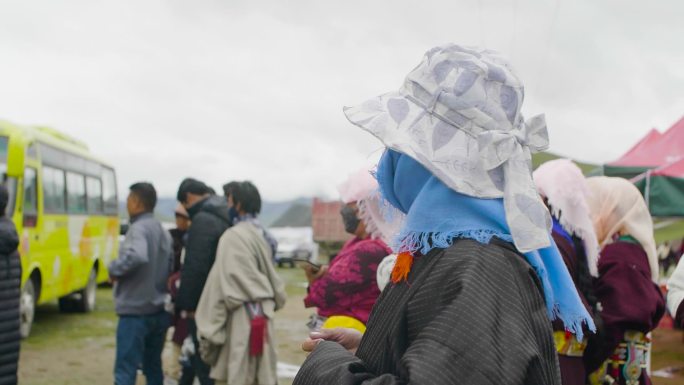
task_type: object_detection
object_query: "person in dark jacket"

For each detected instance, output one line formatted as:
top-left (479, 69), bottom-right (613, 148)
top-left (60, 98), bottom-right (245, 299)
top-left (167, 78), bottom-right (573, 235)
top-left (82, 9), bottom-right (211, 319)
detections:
top-left (0, 185), bottom-right (20, 385)
top-left (176, 178), bottom-right (231, 385)
top-left (109, 182), bottom-right (173, 385)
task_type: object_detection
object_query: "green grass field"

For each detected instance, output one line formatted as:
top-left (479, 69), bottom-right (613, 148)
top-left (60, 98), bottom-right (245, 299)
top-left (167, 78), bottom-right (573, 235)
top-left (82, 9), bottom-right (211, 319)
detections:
top-left (22, 288), bottom-right (118, 350)
top-left (19, 267), bottom-right (310, 385)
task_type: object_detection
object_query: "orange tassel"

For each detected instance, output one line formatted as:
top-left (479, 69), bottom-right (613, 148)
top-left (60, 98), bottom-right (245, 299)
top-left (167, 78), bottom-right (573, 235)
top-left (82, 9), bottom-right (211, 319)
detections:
top-left (391, 252), bottom-right (414, 284)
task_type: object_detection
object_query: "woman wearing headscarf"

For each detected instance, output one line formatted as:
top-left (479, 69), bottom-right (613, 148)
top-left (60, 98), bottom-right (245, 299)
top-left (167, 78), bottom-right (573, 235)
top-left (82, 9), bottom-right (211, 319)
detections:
top-left (294, 44), bottom-right (594, 385)
top-left (303, 168), bottom-right (392, 333)
top-left (533, 159), bottom-right (601, 385)
top-left (584, 176), bottom-right (665, 385)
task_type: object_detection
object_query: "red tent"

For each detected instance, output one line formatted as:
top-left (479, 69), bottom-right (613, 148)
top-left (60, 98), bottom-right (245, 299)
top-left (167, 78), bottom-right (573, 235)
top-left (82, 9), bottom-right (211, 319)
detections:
top-left (605, 116), bottom-right (684, 178)
top-left (613, 116), bottom-right (684, 217)
top-left (611, 128), bottom-right (663, 167)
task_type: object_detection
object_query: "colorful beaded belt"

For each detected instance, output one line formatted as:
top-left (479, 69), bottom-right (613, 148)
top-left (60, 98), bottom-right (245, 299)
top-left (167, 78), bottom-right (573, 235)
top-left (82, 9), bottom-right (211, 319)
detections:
top-left (589, 330), bottom-right (650, 385)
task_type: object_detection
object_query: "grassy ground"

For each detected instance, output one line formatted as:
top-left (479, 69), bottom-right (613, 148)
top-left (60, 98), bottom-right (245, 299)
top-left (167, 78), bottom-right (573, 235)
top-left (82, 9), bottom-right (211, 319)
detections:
top-left (19, 267), bottom-right (310, 385)
top-left (651, 328), bottom-right (684, 385)
top-left (654, 218), bottom-right (684, 244)
top-left (18, 267), bottom-right (684, 385)
top-left (19, 288), bottom-right (118, 385)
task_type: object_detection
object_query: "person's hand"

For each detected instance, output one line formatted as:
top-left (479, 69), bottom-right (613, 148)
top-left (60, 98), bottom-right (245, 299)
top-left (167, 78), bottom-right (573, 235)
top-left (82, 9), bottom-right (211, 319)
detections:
top-left (181, 310), bottom-right (195, 319)
top-left (108, 275), bottom-right (117, 284)
top-left (167, 272), bottom-right (180, 292)
top-left (304, 265), bottom-right (328, 283)
top-left (302, 327), bottom-right (363, 354)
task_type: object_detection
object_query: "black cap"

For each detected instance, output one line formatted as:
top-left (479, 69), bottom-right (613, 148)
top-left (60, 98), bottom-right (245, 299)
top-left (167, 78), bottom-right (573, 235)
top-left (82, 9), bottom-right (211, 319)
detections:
top-left (176, 178), bottom-right (211, 203)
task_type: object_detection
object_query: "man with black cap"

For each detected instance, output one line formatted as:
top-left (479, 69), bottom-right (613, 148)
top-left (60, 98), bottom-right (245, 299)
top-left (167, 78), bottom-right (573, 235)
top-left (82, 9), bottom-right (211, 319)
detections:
top-left (175, 178), bottom-right (232, 385)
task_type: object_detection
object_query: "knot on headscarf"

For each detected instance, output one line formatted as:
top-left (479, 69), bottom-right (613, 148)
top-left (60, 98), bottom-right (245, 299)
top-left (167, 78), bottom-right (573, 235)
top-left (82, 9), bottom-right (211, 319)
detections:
top-left (478, 114), bottom-right (549, 170)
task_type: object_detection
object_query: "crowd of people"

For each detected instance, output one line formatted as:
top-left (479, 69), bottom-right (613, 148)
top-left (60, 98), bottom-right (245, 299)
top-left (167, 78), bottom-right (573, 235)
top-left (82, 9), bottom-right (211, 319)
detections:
top-left (107, 178), bottom-right (286, 385)
top-left (1, 43), bottom-right (684, 385)
top-left (293, 44), bottom-right (677, 385)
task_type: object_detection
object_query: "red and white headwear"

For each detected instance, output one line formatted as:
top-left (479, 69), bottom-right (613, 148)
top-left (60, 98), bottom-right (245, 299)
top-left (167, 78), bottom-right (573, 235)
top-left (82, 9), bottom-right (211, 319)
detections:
top-left (338, 168), bottom-right (402, 243)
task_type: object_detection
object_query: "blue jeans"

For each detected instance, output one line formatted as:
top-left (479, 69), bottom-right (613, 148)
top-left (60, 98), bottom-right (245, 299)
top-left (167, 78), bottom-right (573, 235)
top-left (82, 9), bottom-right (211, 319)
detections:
top-left (114, 311), bottom-right (171, 385)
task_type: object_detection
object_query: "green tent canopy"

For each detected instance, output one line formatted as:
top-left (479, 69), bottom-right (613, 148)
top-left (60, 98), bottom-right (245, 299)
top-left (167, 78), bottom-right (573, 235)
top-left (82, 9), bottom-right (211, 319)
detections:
top-left (633, 158), bottom-right (684, 217)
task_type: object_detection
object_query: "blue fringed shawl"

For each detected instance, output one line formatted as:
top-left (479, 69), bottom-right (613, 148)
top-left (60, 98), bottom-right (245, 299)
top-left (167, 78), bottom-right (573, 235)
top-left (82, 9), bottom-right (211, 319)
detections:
top-left (376, 149), bottom-right (595, 338)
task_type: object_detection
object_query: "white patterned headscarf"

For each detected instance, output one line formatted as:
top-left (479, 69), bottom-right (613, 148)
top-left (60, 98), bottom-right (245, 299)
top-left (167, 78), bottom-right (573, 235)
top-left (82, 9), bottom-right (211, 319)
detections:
top-left (344, 44), bottom-right (552, 252)
top-left (534, 159), bottom-right (600, 277)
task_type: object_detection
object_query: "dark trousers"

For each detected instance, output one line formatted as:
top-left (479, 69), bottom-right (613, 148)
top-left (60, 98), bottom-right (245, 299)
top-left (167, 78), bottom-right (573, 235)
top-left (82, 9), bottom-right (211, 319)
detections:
top-left (179, 318), bottom-right (214, 385)
top-left (114, 311), bottom-right (170, 385)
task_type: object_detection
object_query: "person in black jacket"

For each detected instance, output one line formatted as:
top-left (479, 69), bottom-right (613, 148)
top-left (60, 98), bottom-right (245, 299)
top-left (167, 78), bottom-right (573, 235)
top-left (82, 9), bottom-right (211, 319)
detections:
top-left (175, 178), bottom-right (231, 385)
top-left (0, 185), bottom-right (21, 385)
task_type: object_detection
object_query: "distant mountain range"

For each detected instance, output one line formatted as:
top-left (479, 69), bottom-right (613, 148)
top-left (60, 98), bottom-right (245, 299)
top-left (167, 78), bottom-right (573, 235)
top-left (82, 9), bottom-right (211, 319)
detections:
top-left (270, 203), bottom-right (312, 227)
top-left (120, 196), bottom-right (314, 228)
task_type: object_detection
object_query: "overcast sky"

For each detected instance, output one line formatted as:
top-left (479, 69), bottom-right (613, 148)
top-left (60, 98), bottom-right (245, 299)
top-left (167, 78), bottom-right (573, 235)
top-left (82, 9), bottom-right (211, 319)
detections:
top-left (0, 0), bottom-right (682, 201)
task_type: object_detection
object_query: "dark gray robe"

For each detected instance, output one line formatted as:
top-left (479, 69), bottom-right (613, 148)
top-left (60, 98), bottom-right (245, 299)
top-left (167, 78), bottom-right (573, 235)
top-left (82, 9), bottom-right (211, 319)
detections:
top-left (294, 238), bottom-right (561, 385)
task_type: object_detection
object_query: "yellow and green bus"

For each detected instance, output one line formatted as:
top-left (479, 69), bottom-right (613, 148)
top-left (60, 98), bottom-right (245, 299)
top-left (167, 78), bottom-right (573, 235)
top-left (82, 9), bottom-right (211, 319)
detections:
top-left (0, 120), bottom-right (120, 337)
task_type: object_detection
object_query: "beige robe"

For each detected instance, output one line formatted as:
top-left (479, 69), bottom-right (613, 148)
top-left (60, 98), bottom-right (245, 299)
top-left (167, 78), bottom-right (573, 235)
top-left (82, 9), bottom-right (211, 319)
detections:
top-left (195, 221), bottom-right (287, 385)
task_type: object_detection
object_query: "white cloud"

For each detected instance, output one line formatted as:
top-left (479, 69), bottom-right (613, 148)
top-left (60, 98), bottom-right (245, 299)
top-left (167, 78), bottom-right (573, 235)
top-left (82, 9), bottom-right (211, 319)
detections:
top-left (0, 0), bottom-right (681, 200)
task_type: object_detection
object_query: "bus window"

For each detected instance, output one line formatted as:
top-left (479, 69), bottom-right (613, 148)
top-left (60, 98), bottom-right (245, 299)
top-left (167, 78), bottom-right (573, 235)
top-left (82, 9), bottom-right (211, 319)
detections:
top-left (0, 136), bottom-right (8, 160)
top-left (86, 176), bottom-right (103, 213)
top-left (23, 168), bottom-right (38, 227)
top-left (65, 154), bottom-right (85, 174)
top-left (86, 161), bottom-right (101, 177)
top-left (27, 143), bottom-right (38, 159)
top-left (102, 168), bottom-right (117, 215)
top-left (66, 172), bottom-right (87, 214)
top-left (43, 166), bottom-right (66, 213)
top-left (40, 144), bottom-right (66, 167)
top-left (0, 137), bottom-right (16, 216)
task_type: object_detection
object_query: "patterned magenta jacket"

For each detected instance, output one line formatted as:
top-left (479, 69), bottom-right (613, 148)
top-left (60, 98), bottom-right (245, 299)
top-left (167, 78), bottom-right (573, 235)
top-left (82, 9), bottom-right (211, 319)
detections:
top-left (304, 237), bottom-right (392, 324)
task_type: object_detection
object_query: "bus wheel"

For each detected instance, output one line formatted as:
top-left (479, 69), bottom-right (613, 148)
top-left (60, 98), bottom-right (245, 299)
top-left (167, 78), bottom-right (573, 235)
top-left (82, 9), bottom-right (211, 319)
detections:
top-left (77, 269), bottom-right (98, 312)
top-left (20, 278), bottom-right (37, 338)
top-left (59, 269), bottom-right (97, 313)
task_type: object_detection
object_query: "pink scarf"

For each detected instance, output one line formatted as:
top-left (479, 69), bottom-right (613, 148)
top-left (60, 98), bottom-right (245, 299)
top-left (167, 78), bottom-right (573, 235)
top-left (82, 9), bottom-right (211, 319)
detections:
top-left (534, 159), bottom-right (600, 277)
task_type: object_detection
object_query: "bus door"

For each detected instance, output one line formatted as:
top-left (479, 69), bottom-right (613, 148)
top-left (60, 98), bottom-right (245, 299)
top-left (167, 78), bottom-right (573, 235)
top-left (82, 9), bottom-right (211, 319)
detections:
top-left (21, 165), bottom-right (49, 300)
top-left (41, 166), bottom-right (71, 298)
